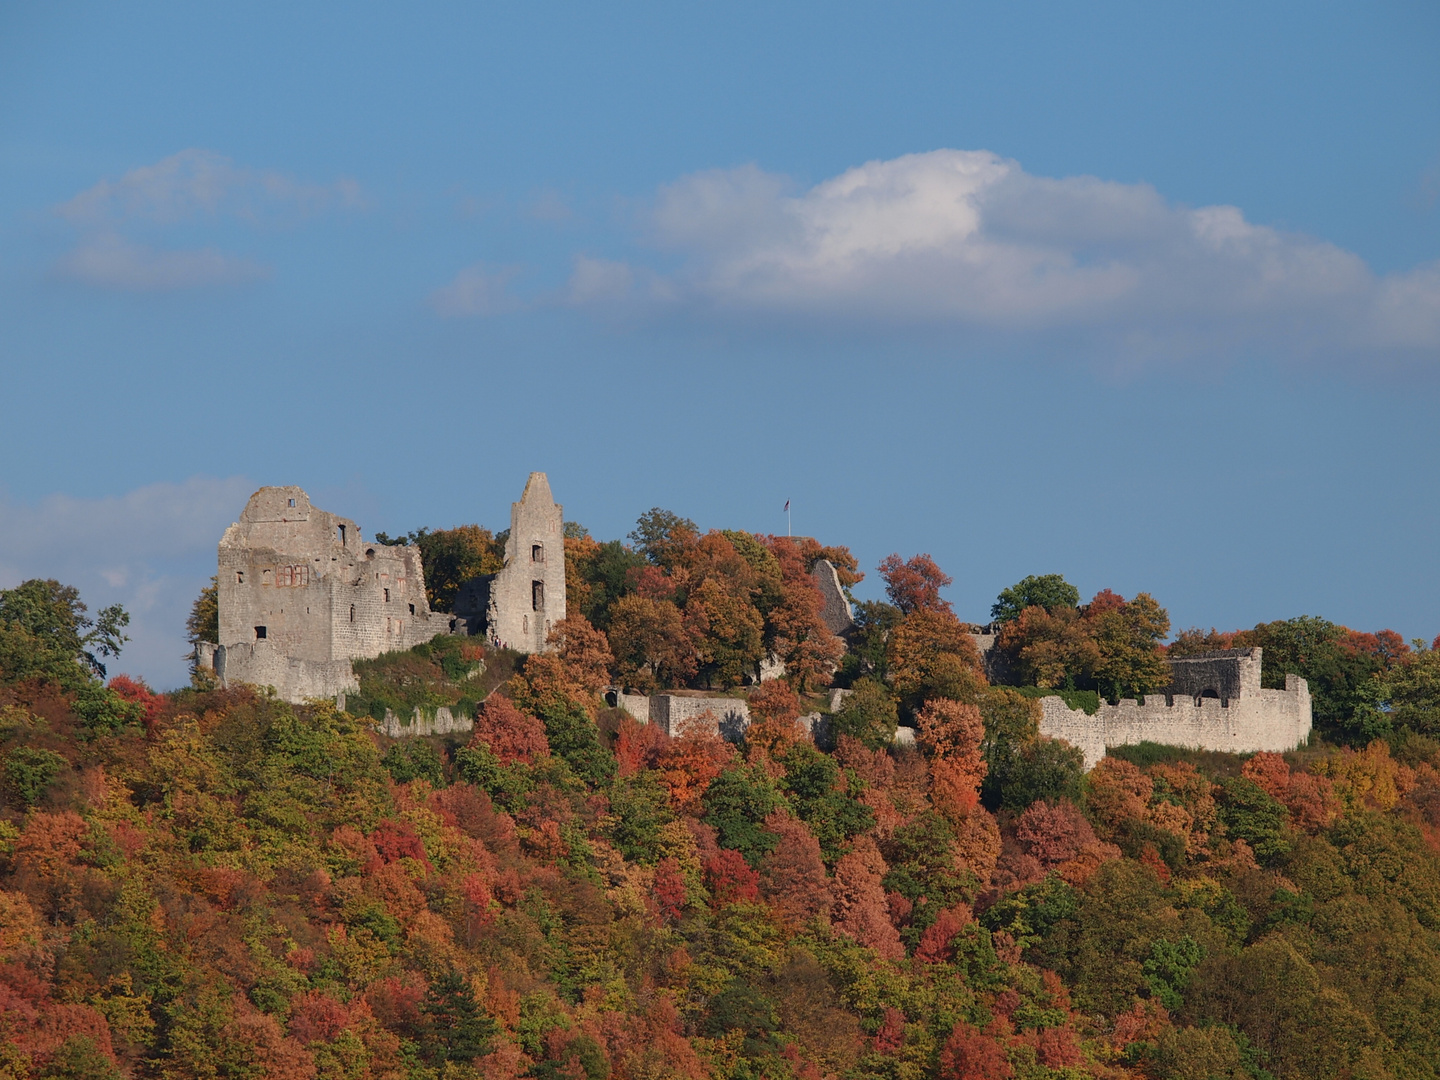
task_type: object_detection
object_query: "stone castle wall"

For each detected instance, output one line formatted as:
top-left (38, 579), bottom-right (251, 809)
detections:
top-left (811, 560), bottom-right (855, 636)
top-left (210, 486), bottom-right (451, 701)
top-left (607, 690), bottom-right (752, 741)
top-left (1037, 648), bottom-right (1311, 768)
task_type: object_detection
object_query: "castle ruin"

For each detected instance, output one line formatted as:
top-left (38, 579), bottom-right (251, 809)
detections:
top-left (451, 472), bottom-right (566, 653)
top-left (197, 474), bottom-right (565, 702)
top-left (196, 486), bottom-right (453, 702)
top-left (1036, 647), bottom-right (1311, 768)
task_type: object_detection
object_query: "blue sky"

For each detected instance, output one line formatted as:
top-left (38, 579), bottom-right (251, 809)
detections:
top-left (2, 1), bottom-right (1438, 689)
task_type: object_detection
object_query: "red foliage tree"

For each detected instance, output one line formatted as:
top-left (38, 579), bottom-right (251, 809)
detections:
top-left (914, 904), bottom-right (973, 964)
top-left (1014, 800), bottom-right (1098, 869)
top-left (652, 857), bottom-right (687, 923)
top-left (872, 1007), bottom-right (906, 1054)
top-left (108, 673), bottom-right (163, 733)
top-left (830, 837), bottom-right (905, 960)
top-left (704, 848), bottom-right (761, 906)
top-left (759, 811), bottom-right (832, 926)
top-left (471, 695), bottom-right (550, 765)
top-left (937, 1021), bottom-right (1012, 1080)
top-left (878, 554), bottom-right (954, 615)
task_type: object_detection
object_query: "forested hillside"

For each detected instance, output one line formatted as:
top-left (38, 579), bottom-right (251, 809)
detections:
top-left (4, 516), bottom-right (1440, 1080)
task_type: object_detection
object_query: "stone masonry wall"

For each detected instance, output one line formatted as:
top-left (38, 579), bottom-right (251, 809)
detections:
top-left (1039, 667), bottom-right (1312, 769)
top-left (482, 473), bottom-right (566, 654)
top-left (811, 560), bottom-right (855, 636)
top-left (210, 486), bottom-right (450, 702)
top-left (606, 691), bottom-right (752, 742)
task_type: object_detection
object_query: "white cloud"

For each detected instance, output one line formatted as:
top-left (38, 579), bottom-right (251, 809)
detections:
top-left (0, 477), bottom-right (255, 691)
top-left (430, 263), bottom-right (522, 316)
top-left (57, 148), bottom-right (364, 225)
top-left (576, 149), bottom-right (1440, 362)
top-left (56, 233), bottom-right (270, 291)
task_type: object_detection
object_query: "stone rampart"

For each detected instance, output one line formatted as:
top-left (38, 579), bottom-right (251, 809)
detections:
top-left (378, 705), bottom-right (475, 739)
top-left (811, 560), bottom-right (855, 636)
top-left (605, 690), bottom-right (752, 741)
top-left (1039, 672), bottom-right (1312, 769)
top-left (214, 642), bottom-right (360, 702)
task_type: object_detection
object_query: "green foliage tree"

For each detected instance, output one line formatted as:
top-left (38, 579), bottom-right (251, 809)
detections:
top-left (418, 969), bottom-right (496, 1066)
top-left (991, 574), bottom-right (1081, 623)
top-left (702, 763), bottom-right (786, 866)
top-left (3, 745), bottom-right (67, 807)
top-left (1384, 646), bottom-right (1440, 736)
top-left (628, 508), bottom-right (698, 565)
top-left (380, 740), bottom-right (445, 786)
top-left (0, 579), bottom-right (129, 685)
top-left (829, 677), bottom-right (898, 750)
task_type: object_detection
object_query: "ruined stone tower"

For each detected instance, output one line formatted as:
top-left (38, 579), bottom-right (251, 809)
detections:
top-left (203, 486), bottom-right (451, 701)
top-left (453, 472), bottom-right (567, 653)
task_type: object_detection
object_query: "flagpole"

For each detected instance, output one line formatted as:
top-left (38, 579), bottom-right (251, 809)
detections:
top-left (786, 501), bottom-right (791, 537)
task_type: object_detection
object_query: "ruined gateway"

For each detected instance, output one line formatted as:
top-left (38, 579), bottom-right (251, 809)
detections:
top-left (196, 473), bottom-right (565, 702)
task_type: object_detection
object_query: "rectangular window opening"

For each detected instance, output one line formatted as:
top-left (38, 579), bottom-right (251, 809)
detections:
top-left (532, 580), bottom-right (544, 611)
top-left (255, 626), bottom-right (267, 640)
top-left (532, 544), bottom-right (544, 563)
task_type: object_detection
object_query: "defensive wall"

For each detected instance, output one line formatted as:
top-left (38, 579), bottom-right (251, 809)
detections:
top-left (1035, 648), bottom-right (1312, 768)
top-left (605, 690), bottom-right (752, 741)
top-left (811, 559), bottom-right (855, 637)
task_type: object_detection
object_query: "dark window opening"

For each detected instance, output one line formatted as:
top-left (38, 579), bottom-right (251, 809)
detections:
top-left (338, 525), bottom-right (347, 545)
top-left (384, 588), bottom-right (390, 602)
top-left (236, 570), bottom-right (244, 584)
top-left (349, 605), bottom-right (355, 623)
top-left (288, 498), bottom-right (295, 507)
top-left (532, 580), bottom-right (544, 611)
top-left (409, 603), bottom-right (415, 615)
top-left (255, 626), bottom-right (267, 640)
top-left (532, 543), bottom-right (544, 563)
top-left (366, 548), bottom-right (375, 558)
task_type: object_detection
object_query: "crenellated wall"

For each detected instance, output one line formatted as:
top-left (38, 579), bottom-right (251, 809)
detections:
top-left (1038, 658), bottom-right (1311, 769)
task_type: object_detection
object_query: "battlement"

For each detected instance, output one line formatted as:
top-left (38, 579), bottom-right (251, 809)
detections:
top-left (1037, 649), bottom-right (1311, 768)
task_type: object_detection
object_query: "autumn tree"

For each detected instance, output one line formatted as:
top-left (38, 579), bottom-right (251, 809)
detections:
top-left (888, 609), bottom-right (986, 712)
top-left (878, 553), bottom-right (953, 615)
top-left (990, 574), bottom-right (1080, 623)
top-left (378, 525), bottom-right (505, 611)
top-left (607, 594), bottom-right (698, 693)
top-left (629, 508), bottom-right (699, 566)
top-left (916, 699), bottom-right (987, 821)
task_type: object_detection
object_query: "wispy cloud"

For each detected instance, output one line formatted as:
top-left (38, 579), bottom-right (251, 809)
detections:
top-left (0, 477), bottom-right (255, 690)
top-left (569, 149), bottom-right (1440, 364)
top-left (57, 148), bottom-right (364, 225)
top-left (56, 233), bottom-right (270, 291)
top-left (430, 263), bottom-right (523, 316)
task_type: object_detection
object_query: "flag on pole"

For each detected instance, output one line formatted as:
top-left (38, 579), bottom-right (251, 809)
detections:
top-left (783, 500), bottom-right (789, 512)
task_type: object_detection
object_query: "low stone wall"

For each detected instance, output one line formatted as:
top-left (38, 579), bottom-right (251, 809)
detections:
top-left (214, 642), bottom-right (359, 702)
top-left (1038, 674), bottom-right (1312, 769)
top-left (378, 706), bottom-right (475, 739)
top-left (606, 690), bottom-right (752, 741)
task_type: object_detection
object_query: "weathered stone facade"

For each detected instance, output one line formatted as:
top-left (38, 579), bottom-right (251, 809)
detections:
top-left (205, 486), bottom-right (452, 702)
top-left (605, 690), bottom-right (752, 741)
top-left (453, 472), bottom-right (566, 654)
top-left (811, 559), bottom-right (855, 636)
top-left (1037, 648), bottom-right (1311, 768)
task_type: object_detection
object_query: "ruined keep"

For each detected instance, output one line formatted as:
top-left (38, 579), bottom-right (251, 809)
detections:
top-left (1036, 647), bottom-right (1312, 768)
top-left (199, 473), bottom-right (566, 703)
top-left (451, 472), bottom-right (567, 653)
top-left (199, 486), bottom-right (453, 702)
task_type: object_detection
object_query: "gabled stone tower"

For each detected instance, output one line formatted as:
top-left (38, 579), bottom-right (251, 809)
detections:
top-left (454, 472), bottom-right (566, 653)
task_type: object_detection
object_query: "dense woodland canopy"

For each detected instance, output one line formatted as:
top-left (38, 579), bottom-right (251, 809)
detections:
top-left (4, 514), bottom-right (1440, 1080)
